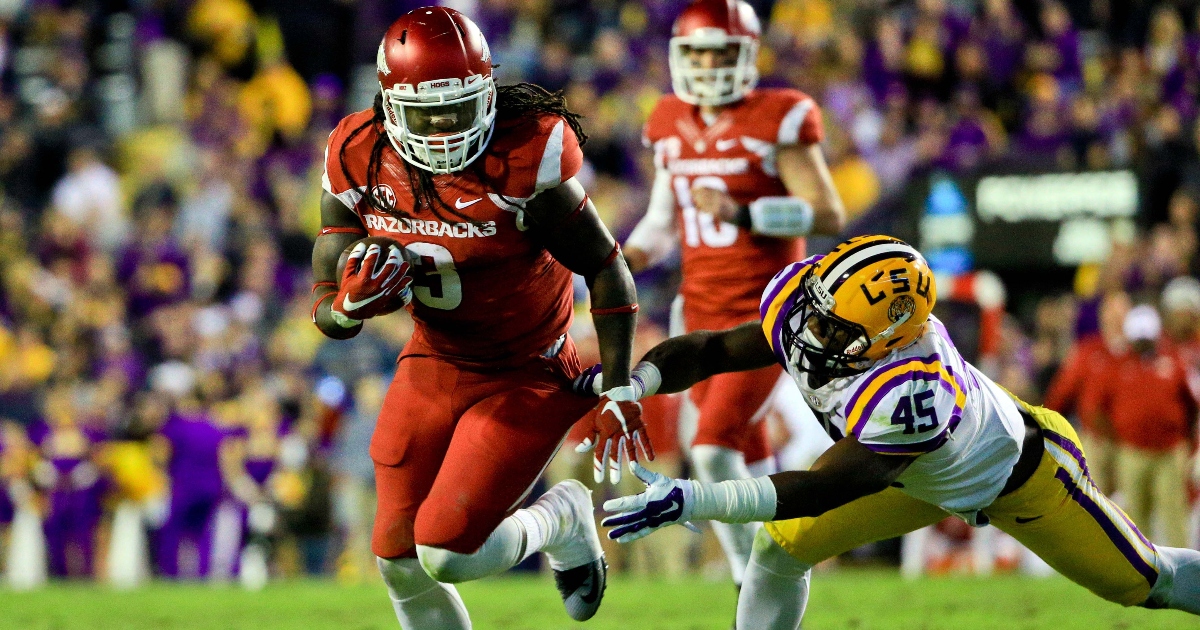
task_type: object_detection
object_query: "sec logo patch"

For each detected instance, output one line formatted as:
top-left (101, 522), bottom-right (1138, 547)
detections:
top-left (372, 184), bottom-right (396, 210)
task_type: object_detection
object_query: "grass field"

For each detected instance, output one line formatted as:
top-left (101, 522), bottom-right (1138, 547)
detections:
top-left (4, 571), bottom-right (1200, 630)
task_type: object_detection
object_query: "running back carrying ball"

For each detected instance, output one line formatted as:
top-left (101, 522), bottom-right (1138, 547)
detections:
top-left (330, 236), bottom-right (414, 328)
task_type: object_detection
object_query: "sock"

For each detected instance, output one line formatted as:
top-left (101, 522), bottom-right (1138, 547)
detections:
top-left (692, 444), bottom-right (760, 585)
top-left (416, 516), bottom-right (528, 584)
top-left (1148, 546), bottom-right (1200, 614)
top-left (736, 528), bottom-right (812, 630)
top-left (377, 556), bottom-right (471, 630)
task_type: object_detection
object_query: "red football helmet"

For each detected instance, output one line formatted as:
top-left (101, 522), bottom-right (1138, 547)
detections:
top-left (669, 0), bottom-right (761, 106)
top-left (376, 7), bottom-right (497, 174)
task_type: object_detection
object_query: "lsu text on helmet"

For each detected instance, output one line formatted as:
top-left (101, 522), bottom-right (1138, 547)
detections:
top-left (781, 235), bottom-right (937, 385)
top-left (669, 0), bottom-right (761, 107)
top-left (377, 7), bottom-right (497, 174)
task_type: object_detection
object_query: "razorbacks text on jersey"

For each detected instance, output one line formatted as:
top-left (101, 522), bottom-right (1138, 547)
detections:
top-left (759, 261), bottom-right (1026, 520)
top-left (323, 109), bottom-right (582, 367)
top-left (643, 88), bottom-right (823, 325)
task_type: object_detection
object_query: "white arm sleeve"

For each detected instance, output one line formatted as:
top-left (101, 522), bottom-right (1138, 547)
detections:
top-left (748, 196), bottom-right (815, 237)
top-left (623, 168), bottom-right (678, 266)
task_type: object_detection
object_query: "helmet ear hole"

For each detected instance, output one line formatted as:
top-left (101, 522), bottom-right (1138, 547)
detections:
top-left (399, 29), bottom-right (406, 44)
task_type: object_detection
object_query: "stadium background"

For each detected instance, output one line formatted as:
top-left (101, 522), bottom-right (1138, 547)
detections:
top-left (4, 0), bottom-right (1200, 627)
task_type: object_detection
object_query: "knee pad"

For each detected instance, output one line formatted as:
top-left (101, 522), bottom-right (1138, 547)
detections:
top-left (691, 444), bottom-right (751, 483)
top-left (378, 556), bottom-right (440, 600)
top-left (416, 545), bottom-right (474, 584)
top-left (749, 528), bottom-right (811, 579)
top-left (1146, 546), bottom-right (1200, 614)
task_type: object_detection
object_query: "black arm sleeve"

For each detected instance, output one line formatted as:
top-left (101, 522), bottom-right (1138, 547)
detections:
top-left (312, 192), bottom-right (366, 340)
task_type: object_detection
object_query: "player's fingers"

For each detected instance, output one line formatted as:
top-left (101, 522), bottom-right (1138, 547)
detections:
top-left (595, 438), bottom-right (612, 484)
top-left (609, 436), bottom-right (626, 484)
top-left (629, 461), bottom-right (659, 486)
top-left (600, 509), bottom-right (644, 529)
top-left (606, 518), bottom-right (645, 541)
top-left (346, 242), bottom-right (367, 263)
top-left (574, 437), bottom-right (595, 454)
top-left (615, 526), bottom-right (653, 544)
top-left (634, 431), bottom-right (655, 462)
top-left (601, 494), bottom-right (645, 514)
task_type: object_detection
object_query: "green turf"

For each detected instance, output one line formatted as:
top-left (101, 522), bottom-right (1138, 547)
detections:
top-left (2, 571), bottom-right (1198, 630)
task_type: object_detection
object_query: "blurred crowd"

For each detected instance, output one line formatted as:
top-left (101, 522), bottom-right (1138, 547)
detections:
top-left (5, 0), bottom-right (1200, 585)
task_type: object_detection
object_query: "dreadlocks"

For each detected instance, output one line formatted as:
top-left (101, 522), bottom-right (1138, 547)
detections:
top-left (336, 83), bottom-right (587, 226)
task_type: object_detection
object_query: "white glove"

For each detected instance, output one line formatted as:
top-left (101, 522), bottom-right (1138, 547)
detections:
top-left (600, 462), bottom-right (699, 542)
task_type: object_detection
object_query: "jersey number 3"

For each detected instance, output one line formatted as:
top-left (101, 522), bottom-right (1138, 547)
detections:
top-left (406, 242), bottom-right (462, 310)
top-left (890, 390), bottom-right (938, 435)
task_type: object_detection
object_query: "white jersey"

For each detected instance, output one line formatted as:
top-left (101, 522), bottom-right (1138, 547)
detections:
top-left (759, 264), bottom-right (1026, 520)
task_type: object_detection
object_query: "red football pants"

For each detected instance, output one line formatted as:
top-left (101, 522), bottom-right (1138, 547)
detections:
top-left (684, 308), bottom-right (780, 463)
top-left (688, 365), bottom-right (779, 463)
top-left (369, 340), bottom-right (594, 559)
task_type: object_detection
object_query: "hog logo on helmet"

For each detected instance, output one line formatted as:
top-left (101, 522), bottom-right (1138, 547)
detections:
top-left (376, 7), bottom-right (498, 174)
top-left (780, 235), bottom-right (937, 383)
top-left (669, 0), bottom-right (761, 106)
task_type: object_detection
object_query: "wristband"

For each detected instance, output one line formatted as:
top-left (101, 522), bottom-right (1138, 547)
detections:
top-left (630, 361), bottom-right (661, 398)
top-left (591, 303), bottom-right (639, 315)
top-left (747, 196), bottom-right (815, 237)
top-left (312, 291), bottom-right (336, 323)
top-left (319, 226), bottom-right (367, 236)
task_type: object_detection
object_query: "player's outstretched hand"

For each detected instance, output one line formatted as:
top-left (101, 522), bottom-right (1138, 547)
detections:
top-left (601, 462), bottom-right (700, 543)
top-left (575, 385), bottom-right (654, 484)
top-left (332, 242), bottom-right (413, 327)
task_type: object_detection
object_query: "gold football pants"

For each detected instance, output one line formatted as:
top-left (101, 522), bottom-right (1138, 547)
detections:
top-left (765, 402), bottom-right (1158, 606)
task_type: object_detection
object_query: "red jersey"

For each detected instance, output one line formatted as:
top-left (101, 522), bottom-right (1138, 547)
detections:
top-left (323, 109), bottom-right (583, 367)
top-left (1092, 348), bottom-right (1197, 451)
top-left (643, 88), bottom-right (823, 326)
top-left (1044, 335), bottom-right (1113, 431)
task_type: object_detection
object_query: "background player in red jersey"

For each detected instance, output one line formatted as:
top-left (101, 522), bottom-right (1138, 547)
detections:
top-left (310, 8), bottom-right (651, 628)
top-left (622, 0), bottom-right (846, 593)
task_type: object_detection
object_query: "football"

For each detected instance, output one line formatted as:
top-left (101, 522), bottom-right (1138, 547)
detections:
top-left (336, 236), bottom-right (412, 287)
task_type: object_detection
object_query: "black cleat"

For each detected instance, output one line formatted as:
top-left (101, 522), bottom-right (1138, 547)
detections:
top-left (553, 555), bottom-right (607, 621)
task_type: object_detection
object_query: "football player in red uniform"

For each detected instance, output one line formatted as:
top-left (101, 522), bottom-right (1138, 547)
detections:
top-left (310, 8), bottom-right (651, 627)
top-left (621, 0), bottom-right (846, 592)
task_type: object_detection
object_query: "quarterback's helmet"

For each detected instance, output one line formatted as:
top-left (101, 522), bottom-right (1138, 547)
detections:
top-left (669, 0), bottom-right (761, 106)
top-left (781, 236), bottom-right (937, 383)
top-left (376, 7), bottom-right (497, 174)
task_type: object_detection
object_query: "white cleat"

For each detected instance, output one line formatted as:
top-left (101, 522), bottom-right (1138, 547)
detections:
top-left (531, 479), bottom-right (607, 621)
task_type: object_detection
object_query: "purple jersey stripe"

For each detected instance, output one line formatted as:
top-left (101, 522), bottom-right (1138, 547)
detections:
top-left (851, 369), bottom-right (959, 438)
top-left (844, 354), bottom-right (943, 416)
top-left (1052, 467), bottom-right (1158, 586)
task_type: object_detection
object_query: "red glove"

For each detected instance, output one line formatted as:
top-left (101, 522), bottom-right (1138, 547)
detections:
top-left (575, 385), bottom-right (655, 484)
top-left (331, 241), bottom-right (413, 327)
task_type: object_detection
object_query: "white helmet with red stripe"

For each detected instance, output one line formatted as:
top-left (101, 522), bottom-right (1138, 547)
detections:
top-left (376, 6), bottom-right (497, 174)
top-left (669, 0), bottom-right (761, 106)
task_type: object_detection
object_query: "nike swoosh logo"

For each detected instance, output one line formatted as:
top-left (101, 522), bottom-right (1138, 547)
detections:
top-left (342, 292), bottom-right (385, 311)
top-left (715, 138), bottom-right (739, 151)
top-left (455, 197), bottom-right (482, 209)
top-left (1014, 515), bottom-right (1043, 524)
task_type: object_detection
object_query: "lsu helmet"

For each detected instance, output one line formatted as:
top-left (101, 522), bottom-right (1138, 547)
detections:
top-left (376, 7), bottom-right (497, 174)
top-left (669, 0), bottom-right (761, 106)
top-left (781, 236), bottom-right (937, 384)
